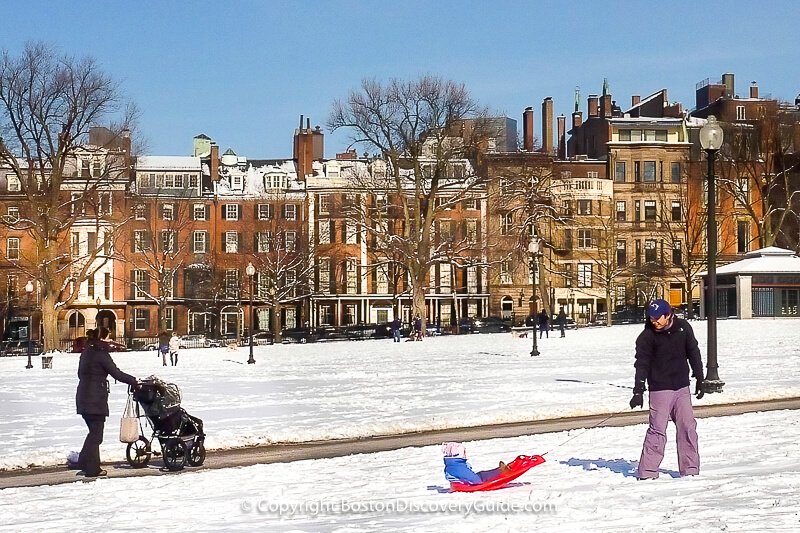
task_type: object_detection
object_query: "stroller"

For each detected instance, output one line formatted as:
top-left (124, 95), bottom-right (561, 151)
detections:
top-left (125, 376), bottom-right (206, 471)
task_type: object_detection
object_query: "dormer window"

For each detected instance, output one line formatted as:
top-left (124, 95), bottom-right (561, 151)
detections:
top-left (232, 174), bottom-right (243, 190)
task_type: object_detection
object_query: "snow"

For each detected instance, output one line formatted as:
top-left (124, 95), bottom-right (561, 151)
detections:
top-left (135, 156), bottom-right (201, 170)
top-left (1, 319), bottom-right (799, 530)
top-left (705, 246), bottom-right (800, 275)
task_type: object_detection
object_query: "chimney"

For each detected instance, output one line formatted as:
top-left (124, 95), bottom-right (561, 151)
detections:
top-left (600, 94), bottom-right (612, 118)
top-left (210, 142), bottom-right (219, 182)
top-left (541, 97), bottom-right (554, 154)
top-left (572, 111), bottom-right (583, 130)
top-left (523, 107), bottom-right (534, 151)
top-left (588, 95), bottom-right (599, 117)
top-left (750, 81), bottom-right (759, 99)
top-left (631, 95), bottom-right (640, 107)
top-left (722, 73), bottom-right (734, 99)
top-left (293, 115), bottom-right (322, 180)
top-left (557, 114), bottom-right (566, 160)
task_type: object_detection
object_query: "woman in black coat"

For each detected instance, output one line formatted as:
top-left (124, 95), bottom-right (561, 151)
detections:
top-left (74, 328), bottom-right (138, 477)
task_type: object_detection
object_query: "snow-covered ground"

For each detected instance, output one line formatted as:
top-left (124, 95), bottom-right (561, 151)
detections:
top-left (1, 409), bottom-right (798, 532)
top-left (1, 319), bottom-right (799, 471)
top-left (2, 319), bottom-right (799, 531)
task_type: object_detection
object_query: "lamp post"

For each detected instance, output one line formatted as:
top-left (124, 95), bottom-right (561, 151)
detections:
top-left (246, 262), bottom-right (256, 364)
top-left (699, 115), bottom-right (725, 394)
top-left (528, 239), bottom-right (541, 357)
top-left (24, 281), bottom-right (34, 369)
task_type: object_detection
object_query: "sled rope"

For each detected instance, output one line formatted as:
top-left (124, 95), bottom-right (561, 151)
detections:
top-left (541, 412), bottom-right (621, 456)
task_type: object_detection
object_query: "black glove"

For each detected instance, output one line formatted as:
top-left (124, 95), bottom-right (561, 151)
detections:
top-left (695, 380), bottom-right (705, 400)
top-left (629, 392), bottom-right (644, 409)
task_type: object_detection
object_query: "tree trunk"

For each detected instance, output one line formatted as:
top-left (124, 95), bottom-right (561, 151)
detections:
top-left (412, 273), bottom-right (427, 332)
top-left (606, 286), bottom-right (613, 327)
top-left (41, 292), bottom-right (60, 353)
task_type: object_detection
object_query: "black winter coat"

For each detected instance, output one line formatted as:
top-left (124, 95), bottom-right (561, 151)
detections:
top-left (634, 317), bottom-right (704, 392)
top-left (76, 341), bottom-right (137, 416)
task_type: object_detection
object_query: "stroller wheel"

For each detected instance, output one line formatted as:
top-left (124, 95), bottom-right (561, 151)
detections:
top-left (162, 439), bottom-right (188, 471)
top-left (187, 440), bottom-right (206, 467)
top-left (126, 437), bottom-right (151, 468)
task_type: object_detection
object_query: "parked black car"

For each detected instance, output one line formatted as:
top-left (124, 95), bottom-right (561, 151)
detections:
top-left (281, 327), bottom-right (324, 343)
top-left (459, 316), bottom-right (511, 334)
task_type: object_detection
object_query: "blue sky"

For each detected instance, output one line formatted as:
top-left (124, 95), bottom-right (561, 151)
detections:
top-left (4, 0), bottom-right (799, 158)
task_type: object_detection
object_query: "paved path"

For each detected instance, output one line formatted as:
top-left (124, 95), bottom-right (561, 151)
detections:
top-left (2, 396), bottom-right (798, 489)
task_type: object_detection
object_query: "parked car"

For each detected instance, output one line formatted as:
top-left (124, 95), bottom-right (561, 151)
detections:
top-left (459, 316), bottom-right (511, 334)
top-left (179, 334), bottom-right (224, 349)
top-left (281, 327), bottom-right (325, 343)
top-left (551, 314), bottom-right (577, 330)
top-left (247, 331), bottom-right (274, 346)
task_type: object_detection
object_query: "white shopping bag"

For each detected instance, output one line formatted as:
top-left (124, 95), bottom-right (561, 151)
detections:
top-left (119, 394), bottom-right (139, 443)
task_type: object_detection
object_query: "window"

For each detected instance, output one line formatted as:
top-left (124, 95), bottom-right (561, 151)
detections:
top-left (737, 220), bottom-right (750, 254)
top-left (736, 105), bottom-right (746, 121)
top-left (615, 161), bottom-right (626, 182)
top-left (319, 258), bottom-right (330, 292)
top-left (134, 204), bottom-right (146, 220)
top-left (71, 193), bottom-right (85, 215)
top-left (618, 130), bottom-right (631, 142)
top-left (87, 274), bottom-right (95, 299)
top-left (439, 219), bottom-right (453, 242)
top-left (134, 230), bottom-right (147, 253)
top-left (464, 198), bottom-right (479, 210)
top-left (224, 204), bottom-right (239, 220)
top-left (285, 231), bottom-right (297, 252)
top-left (616, 201), bottom-right (626, 222)
top-left (164, 174), bottom-right (175, 188)
top-left (656, 130), bottom-right (667, 142)
top-left (578, 229), bottom-right (593, 248)
top-left (164, 308), bottom-right (175, 331)
top-left (562, 229), bottom-right (573, 250)
top-left (257, 231), bottom-right (271, 253)
top-left (134, 309), bottom-right (149, 331)
top-left (318, 194), bottom-right (329, 214)
top-left (616, 240), bottom-right (627, 267)
top-left (162, 204), bottom-right (174, 221)
top-left (644, 130), bottom-right (656, 141)
top-left (188, 175), bottom-right (199, 189)
top-left (500, 213), bottom-right (513, 235)
top-left (134, 270), bottom-right (148, 299)
top-left (284, 204), bottom-right (297, 220)
top-left (630, 130), bottom-right (642, 142)
top-left (71, 232), bottom-right (80, 257)
top-left (7, 206), bottom-right (20, 222)
top-left (193, 204), bottom-right (206, 220)
top-left (225, 232), bottom-right (239, 253)
top-left (466, 219), bottom-right (478, 244)
top-left (160, 230), bottom-right (175, 253)
top-left (634, 161), bottom-right (641, 182)
top-left (257, 204), bottom-right (273, 220)
top-left (643, 161), bottom-right (656, 182)
top-left (577, 263), bottom-right (592, 288)
top-left (467, 266), bottom-right (478, 293)
top-left (7, 175), bottom-right (21, 192)
top-left (440, 263), bottom-right (451, 293)
top-left (615, 285), bottom-right (626, 307)
top-left (344, 220), bottom-right (357, 244)
top-left (231, 175), bottom-right (243, 190)
top-left (644, 239), bottom-right (657, 263)
top-left (99, 192), bottom-right (112, 215)
top-left (193, 231), bottom-right (207, 253)
top-left (92, 160), bottom-right (102, 177)
top-left (563, 263), bottom-right (573, 288)
top-left (736, 177), bottom-right (750, 206)
top-left (6, 237), bottom-right (20, 260)
top-left (577, 200), bottom-right (592, 215)
top-left (634, 200), bottom-right (641, 221)
top-left (346, 258), bottom-right (357, 294)
top-left (673, 240), bottom-right (683, 266)
top-left (671, 162), bottom-right (682, 183)
top-left (225, 269), bottom-right (239, 299)
top-left (671, 200), bottom-right (682, 222)
top-left (500, 260), bottom-right (512, 285)
top-left (104, 273), bottom-right (111, 300)
top-left (562, 200), bottom-right (572, 217)
top-left (644, 200), bottom-right (657, 221)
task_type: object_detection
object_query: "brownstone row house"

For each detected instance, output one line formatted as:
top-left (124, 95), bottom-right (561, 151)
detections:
top-left (2, 73), bottom-right (797, 346)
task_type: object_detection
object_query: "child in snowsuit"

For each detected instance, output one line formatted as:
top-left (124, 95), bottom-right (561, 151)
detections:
top-left (442, 442), bottom-right (509, 485)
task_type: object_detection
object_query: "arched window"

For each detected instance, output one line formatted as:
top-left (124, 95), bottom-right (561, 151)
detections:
top-left (68, 312), bottom-right (86, 338)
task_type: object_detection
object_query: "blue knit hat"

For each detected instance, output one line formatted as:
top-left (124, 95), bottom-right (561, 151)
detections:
top-left (647, 299), bottom-right (671, 319)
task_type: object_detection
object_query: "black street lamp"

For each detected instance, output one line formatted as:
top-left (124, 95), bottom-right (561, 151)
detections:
top-left (25, 280), bottom-right (34, 369)
top-left (699, 115), bottom-right (725, 394)
top-left (528, 239), bottom-right (541, 357)
top-left (246, 262), bottom-right (256, 365)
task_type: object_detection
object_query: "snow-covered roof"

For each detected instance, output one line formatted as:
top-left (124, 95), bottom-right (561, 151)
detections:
top-left (136, 156), bottom-right (201, 171)
top-left (701, 247), bottom-right (800, 276)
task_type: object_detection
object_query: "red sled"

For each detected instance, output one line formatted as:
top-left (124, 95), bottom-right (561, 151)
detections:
top-left (449, 454), bottom-right (546, 492)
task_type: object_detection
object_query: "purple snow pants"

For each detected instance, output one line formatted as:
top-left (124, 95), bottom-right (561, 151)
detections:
top-left (637, 386), bottom-right (699, 479)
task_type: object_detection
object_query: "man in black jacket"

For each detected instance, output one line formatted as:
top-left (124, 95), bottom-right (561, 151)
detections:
top-left (74, 328), bottom-right (138, 477)
top-left (629, 299), bottom-right (705, 480)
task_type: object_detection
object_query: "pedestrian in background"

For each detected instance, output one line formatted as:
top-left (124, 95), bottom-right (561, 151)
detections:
top-left (629, 299), bottom-right (705, 480)
top-left (158, 331), bottom-right (170, 366)
top-left (169, 332), bottom-right (180, 366)
top-left (391, 317), bottom-right (402, 343)
top-left (556, 308), bottom-right (567, 338)
top-left (537, 309), bottom-right (550, 339)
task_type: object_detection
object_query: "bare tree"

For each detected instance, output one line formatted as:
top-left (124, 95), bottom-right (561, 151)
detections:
top-left (0, 43), bottom-right (136, 351)
top-left (328, 76), bottom-right (491, 330)
top-left (717, 106), bottom-right (800, 250)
